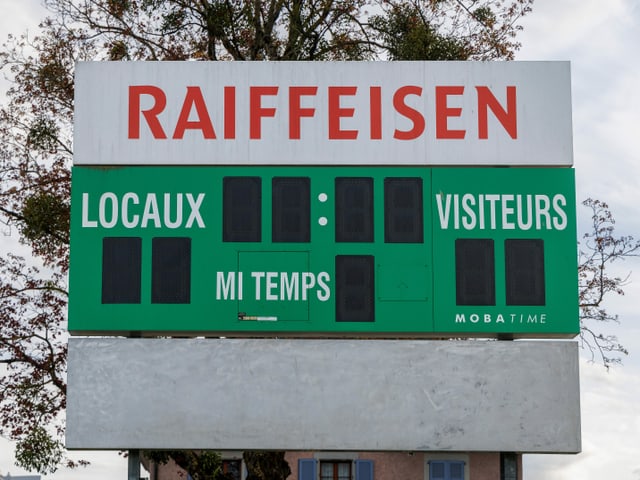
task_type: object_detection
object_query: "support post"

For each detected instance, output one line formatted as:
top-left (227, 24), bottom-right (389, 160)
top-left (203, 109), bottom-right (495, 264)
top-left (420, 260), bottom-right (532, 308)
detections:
top-left (128, 449), bottom-right (141, 480)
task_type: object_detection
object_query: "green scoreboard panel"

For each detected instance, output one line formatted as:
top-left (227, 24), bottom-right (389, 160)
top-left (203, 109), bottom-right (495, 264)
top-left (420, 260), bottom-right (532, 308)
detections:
top-left (69, 166), bottom-right (578, 337)
top-left (431, 169), bottom-right (577, 335)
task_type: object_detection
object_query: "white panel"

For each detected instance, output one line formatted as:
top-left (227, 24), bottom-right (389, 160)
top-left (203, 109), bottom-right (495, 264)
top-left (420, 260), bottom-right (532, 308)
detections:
top-left (74, 61), bottom-right (573, 166)
top-left (66, 339), bottom-right (580, 453)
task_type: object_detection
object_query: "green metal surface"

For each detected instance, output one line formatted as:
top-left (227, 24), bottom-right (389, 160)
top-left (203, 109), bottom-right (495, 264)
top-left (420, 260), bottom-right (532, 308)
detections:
top-left (431, 168), bottom-right (578, 336)
top-left (69, 166), bottom-right (577, 337)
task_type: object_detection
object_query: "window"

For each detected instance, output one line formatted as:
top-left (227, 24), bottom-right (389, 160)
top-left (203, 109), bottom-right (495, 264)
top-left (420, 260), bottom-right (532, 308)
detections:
top-left (429, 460), bottom-right (465, 480)
top-left (221, 459), bottom-right (242, 480)
top-left (299, 459), bottom-right (373, 480)
top-left (321, 461), bottom-right (351, 480)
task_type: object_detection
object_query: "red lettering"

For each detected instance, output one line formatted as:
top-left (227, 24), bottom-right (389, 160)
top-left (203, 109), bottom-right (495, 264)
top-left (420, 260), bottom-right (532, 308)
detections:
top-left (328, 86), bottom-right (358, 140)
top-left (370, 86), bottom-right (382, 140)
top-left (128, 85), bottom-right (167, 139)
top-left (393, 86), bottom-right (425, 140)
top-left (224, 86), bottom-right (236, 139)
top-left (436, 86), bottom-right (465, 139)
top-left (129, 83), bottom-right (519, 144)
top-left (250, 86), bottom-right (279, 139)
top-left (172, 86), bottom-right (216, 139)
top-left (476, 86), bottom-right (517, 139)
top-left (289, 86), bottom-right (318, 139)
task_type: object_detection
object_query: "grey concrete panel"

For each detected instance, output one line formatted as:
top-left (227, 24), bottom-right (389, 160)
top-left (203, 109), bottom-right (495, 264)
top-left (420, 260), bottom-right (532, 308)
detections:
top-left (66, 338), bottom-right (580, 453)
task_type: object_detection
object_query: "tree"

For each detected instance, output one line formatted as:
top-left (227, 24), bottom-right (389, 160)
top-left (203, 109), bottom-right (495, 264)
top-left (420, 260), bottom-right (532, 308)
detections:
top-left (578, 199), bottom-right (640, 369)
top-left (5, 0), bottom-right (630, 476)
top-left (143, 450), bottom-right (235, 480)
top-left (243, 451), bottom-right (291, 480)
top-left (40, 0), bottom-right (532, 61)
top-left (0, 24), bottom-right (86, 475)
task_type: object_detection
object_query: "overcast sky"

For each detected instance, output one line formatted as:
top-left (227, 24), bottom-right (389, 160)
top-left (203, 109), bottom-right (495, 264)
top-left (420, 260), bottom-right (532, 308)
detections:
top-left (1, 0), bottom-right (640, 479)
top-left (517, 2), bottom-right (640, 478)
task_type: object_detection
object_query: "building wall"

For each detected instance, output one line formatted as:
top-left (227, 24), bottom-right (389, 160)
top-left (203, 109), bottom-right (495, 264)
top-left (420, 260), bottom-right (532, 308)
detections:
top-left (285, 451), bottom-right (521, 480)
top-left (358, 452), bottom-right (425, 480)
top-left (469, 453), bottom-right (501, 480)
top-left (145, 451), bottom-right (522, 480)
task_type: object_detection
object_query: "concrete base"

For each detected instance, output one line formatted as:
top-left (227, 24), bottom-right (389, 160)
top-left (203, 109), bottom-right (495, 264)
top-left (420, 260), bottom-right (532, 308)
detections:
top-left (66, 338), bottom-right (580, 453)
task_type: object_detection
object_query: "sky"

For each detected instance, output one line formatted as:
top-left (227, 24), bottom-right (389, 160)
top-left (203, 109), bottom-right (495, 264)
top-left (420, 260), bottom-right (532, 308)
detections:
top-left (1, 0), bottom-right (640, 479)
top-left (516, 1), bottom-right (640, 478)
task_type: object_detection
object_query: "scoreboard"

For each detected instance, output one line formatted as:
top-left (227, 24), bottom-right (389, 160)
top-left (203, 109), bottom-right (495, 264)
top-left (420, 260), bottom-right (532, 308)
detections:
top-left (69, 61), bottom-right (578, 337)
top-left (67, 62), bottom-right (582, 459)
top-left (68, 166), bottom-right (577, 337)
